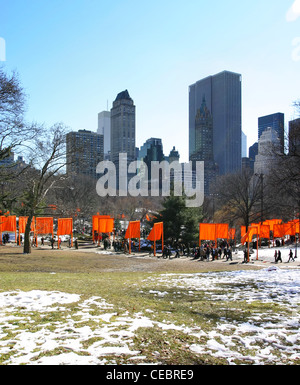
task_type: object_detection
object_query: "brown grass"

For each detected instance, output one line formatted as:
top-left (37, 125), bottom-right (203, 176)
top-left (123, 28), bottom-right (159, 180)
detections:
top-left (0, 242), bottom-right (262, 274)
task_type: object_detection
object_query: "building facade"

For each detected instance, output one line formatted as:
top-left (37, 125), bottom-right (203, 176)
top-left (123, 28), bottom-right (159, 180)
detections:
top-left (254, 128), bottom-right (281, 175)
top-left (97, 111), bottom-right (111, 159)
top-left (110, 90), bottom-right (136, 186)
top-left (289, 118), bottom-right (300, 155)
top-left (189, 96), bottom-right (218, 195)
top-left (189, 70), bottom-right (242, 178)
top-left (258, 113), bottom-right (285, 152)
top-left (66, 129), bottom-right (104, 179)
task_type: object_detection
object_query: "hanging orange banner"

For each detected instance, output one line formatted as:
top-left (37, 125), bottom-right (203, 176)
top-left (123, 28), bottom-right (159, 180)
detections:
top-left (273, 224), bottom-right (285, 238)
top-left (147, 222), bottom-right (164, 257)
top-left (19, 217), bottom-right (35, 233)
top-left (199, 223), bottom-right (216, 242)
top-left (147, 222), bottom-right (163, 241)
top-left (263, 219), bottom-right (282, 231)
top-left (241, 226), bottom-right (258, 245)
top-left (57, 218), bottom-right (73, 247)
top-left (125, 221), bottom-right (141, 254)
top-left (104, 218), bottom-right (114, 233)
top-left (57, 218), bottom-right (73, 236)
top-left (259, 224), bottom-right (270, 239)
top-left (0, 215), bottom-right (17, 232)
top-left (35, 217), bottom-right (54, 235)
top-left (229, 228), bottom-right (236, 240)
top-left (215, 223), bottom-right (229, 239)
top-left (0, 216), bottom-right (17, 245)
top-left (92, 215), bottom-right (112, 241)
top-left (125, 221), bottom-right (140, 239)
top-left (199, 223), bottom-right (229, 244)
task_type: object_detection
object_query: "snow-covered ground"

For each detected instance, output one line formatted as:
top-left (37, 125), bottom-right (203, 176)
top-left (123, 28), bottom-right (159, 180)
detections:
top-left (0, 252), bottom-right (299, 365)
top-left (234, 244), bottom-right (299, 266)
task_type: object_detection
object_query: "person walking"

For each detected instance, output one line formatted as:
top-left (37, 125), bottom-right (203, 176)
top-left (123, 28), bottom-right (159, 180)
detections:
top-left (288, 249), bottom-right (295, 262)
top-left (226, 247), bottom-right (232, 261)
top-left (274, 250), bottom-right (278, 263)
top-left (277, 250), bottom-right (282, 263)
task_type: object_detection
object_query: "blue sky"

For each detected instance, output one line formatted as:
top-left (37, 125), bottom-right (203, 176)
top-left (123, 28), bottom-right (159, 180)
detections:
top-left (1, 0), bottom-right (300, 162)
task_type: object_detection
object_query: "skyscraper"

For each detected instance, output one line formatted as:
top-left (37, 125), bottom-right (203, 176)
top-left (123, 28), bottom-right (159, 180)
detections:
top-left (189, 96), bottom-right (218, 194)
top-left (254, 128), bottom-right (281, 175)
top-left (189, 70), bottom-right (242, 177)
top-left (110, 90), bottom-right (136, 190)
top-left (258, 113), bottom-right (284, 152)
top-left (242, 132), bottom-right (247, 158)
top-left (66, 129), bottom-right (104, 179)
top-left (97, 111), bottom-right (111, 159)
top-left (139, 138), bottom-right (165, 186)
top-left (289, 118), bottom-right (300, 155)
top-left (110, 90), bottom-right (136, 165)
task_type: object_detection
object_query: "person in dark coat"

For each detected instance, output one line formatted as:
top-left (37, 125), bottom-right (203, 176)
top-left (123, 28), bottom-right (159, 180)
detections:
top-left (288, 249), bottom-right (295, 262)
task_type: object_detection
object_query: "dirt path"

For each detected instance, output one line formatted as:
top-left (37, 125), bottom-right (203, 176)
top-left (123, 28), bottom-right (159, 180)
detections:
top-left (0, 243), bottom-right (268, 274)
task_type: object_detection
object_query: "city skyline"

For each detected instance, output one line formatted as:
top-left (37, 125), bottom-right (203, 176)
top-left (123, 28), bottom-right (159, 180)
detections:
top-left (1, 1), bottom-right (300, 162)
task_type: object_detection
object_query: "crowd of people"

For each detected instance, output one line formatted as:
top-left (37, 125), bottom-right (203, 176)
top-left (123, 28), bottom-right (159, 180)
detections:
top-left (156, 240), bottom-right (234, 261)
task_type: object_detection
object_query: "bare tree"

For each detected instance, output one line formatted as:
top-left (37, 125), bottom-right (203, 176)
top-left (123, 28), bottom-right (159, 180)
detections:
top-left (267, 105), bottom-right (300, 221)
top-left (212, 168), bottom-right (262, 231)
top-left (0, 67), bottom-right (38, 213)
top-left (0, 67), bottom-right (38, 163)
top-left (21, 123), bottom-right (71, 254)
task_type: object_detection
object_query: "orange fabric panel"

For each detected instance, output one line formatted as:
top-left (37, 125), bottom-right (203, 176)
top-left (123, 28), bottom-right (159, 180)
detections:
top-left (251, 223), bottom-right (261, 235)
top-left (199, 223), bottom-right (216, 241)
top-left (97, 217), bottom-right (114, 233)
top-left (263, 219), bottom-right (282, 231)
top-left (241, 226), bottom-right (246, 238)
top-left (98, 218), bottom-right (107, 233)
top-left (259, 225), bottom-right (270, 239)
top-left (284, 222), bottom-right (296, 236)
top-left (147, 222), bottom-right (163, 241)
top-left (36, 217), bottom-right (53, 235)
top-left (229, 228), bottom-right (236, 240)
top-left (215, 224), bottom-right (229, 239)
top-left (0, 216), bottom-right (16, 232)
top-left (125, 221), bottom-right (140, 239)
top-left (241, 226), bottom-right (258, 245)
top-left (57, 218), bottom-right (73, 236)
top-left (93, 215), bottom-right (111, 232)
top-left (105, 218), bottom-right (114, 233)
top-left (19, 217), bottom-right (35, 233)
top-left (273, 224), bottom-right (285, 238)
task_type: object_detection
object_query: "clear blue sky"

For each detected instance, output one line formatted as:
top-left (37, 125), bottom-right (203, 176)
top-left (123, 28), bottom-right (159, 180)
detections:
top-left (1, 0), bottom-right (300, 161)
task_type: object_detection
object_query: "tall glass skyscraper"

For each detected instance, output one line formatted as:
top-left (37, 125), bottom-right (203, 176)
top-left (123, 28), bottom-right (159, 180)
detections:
top-left (258, 113), bottom-right (284, 152)
top-left (189, 70), bottom-right (242, 177)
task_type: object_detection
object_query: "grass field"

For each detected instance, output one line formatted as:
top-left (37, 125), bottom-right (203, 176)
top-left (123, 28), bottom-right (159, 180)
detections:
top-left (0, 243), bottom-right (299, 365)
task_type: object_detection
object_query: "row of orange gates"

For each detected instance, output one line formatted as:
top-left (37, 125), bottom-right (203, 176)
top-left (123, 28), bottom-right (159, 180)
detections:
top-left (0, 216), bottom-right (73, 246)
top-left (1, 215), bottom-right (299, 257)
top-left (92, 215), bottom-right (163, 256)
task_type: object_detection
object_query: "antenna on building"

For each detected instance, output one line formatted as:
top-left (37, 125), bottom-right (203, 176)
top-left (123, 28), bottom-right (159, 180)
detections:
top-left (107, 100), bottom-right (109, 111)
